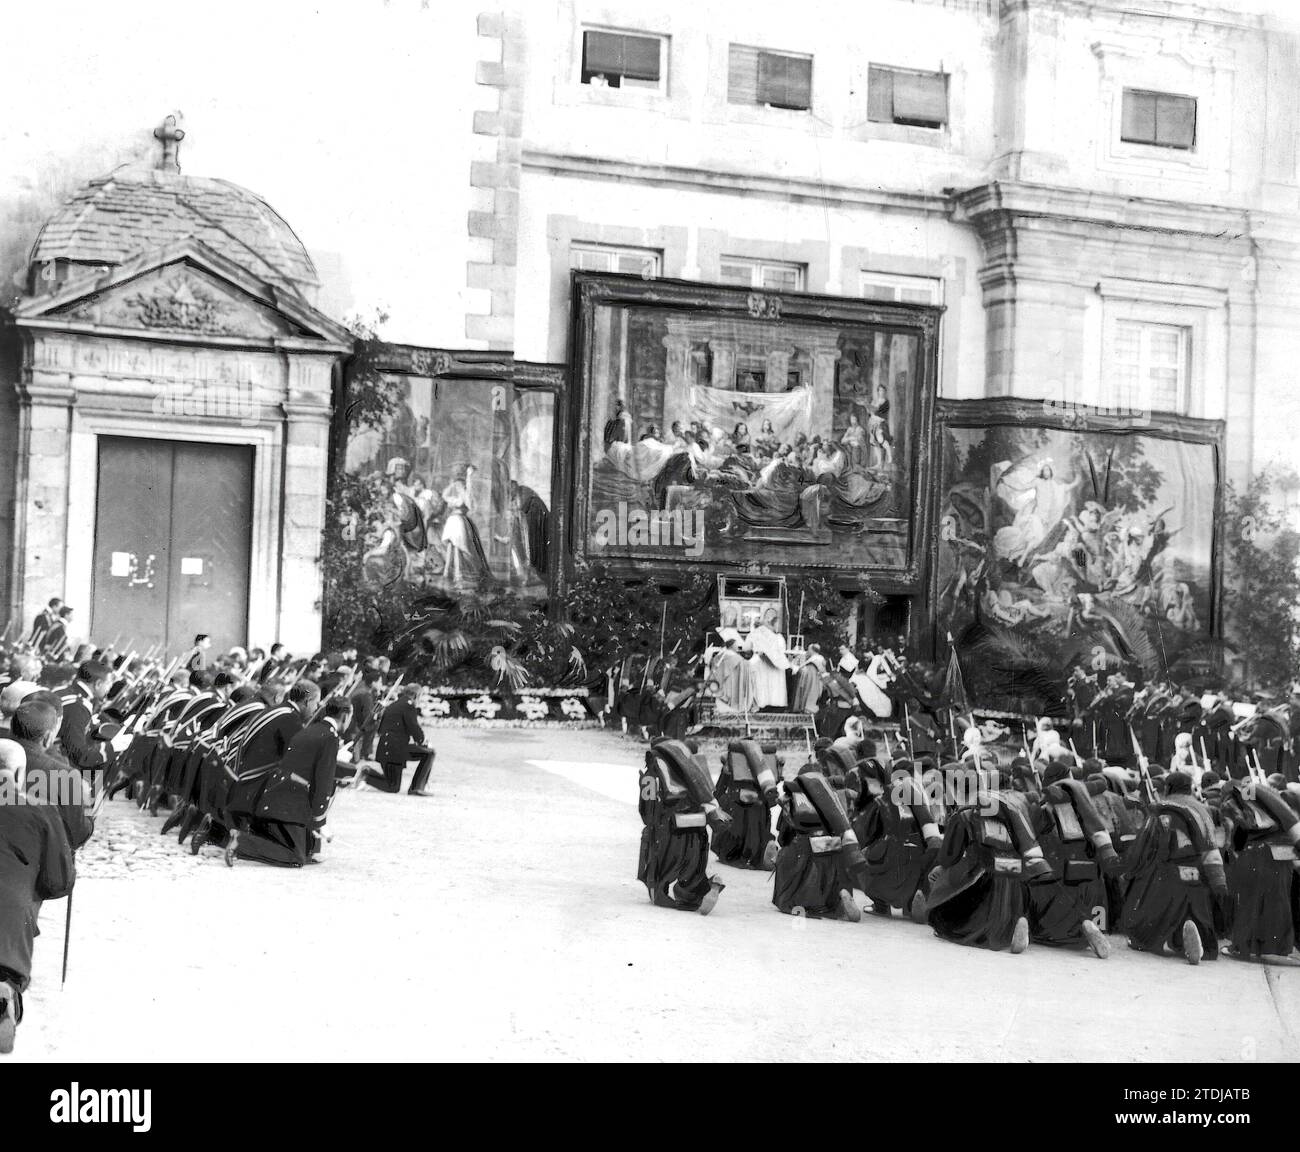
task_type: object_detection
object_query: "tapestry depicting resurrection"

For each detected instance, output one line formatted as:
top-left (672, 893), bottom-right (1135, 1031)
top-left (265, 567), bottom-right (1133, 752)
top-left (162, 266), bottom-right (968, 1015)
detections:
top-left (341, 376), bottom-right (555, 598)
top-left (576, 291), bottom-right (933, 580)
top-left (934, 408), bottom-right (1221, 713)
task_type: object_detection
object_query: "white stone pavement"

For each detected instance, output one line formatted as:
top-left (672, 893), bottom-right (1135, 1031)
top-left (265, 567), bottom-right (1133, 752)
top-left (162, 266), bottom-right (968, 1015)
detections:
top-left (9, 726), bottom-right (1300, 1062)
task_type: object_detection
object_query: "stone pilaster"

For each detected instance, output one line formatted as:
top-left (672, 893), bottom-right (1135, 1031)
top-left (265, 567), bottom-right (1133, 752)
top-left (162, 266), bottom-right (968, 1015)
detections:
top-left (466, 10), bottom-right (525, 350)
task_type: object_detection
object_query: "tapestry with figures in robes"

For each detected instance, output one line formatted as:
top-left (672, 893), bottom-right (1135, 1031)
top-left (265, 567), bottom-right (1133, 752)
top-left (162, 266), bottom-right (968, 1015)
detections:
top-left (570, 275), bottom-right (938, 586)
top-left (933, 400), bottom-right (1223, 715)
top-left (336, 366), bottom-right (556, 600)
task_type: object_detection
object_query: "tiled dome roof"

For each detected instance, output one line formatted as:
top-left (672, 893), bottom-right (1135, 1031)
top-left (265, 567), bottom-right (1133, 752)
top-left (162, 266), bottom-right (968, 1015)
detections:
top-left (30, 165), bottom-right (318, 297)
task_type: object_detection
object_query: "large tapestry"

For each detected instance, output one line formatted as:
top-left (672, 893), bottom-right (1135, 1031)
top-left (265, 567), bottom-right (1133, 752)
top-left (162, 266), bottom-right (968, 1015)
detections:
top-left (340, 373), bottom-right (555, 599)
top-left (570, 276), bottom-right (937, 586)
top-left (934, 401), bottom-right (1223, 712)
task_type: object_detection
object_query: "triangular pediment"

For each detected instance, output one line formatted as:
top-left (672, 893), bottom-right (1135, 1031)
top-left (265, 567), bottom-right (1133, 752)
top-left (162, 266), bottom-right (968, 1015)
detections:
top-left (13, 239), bottom-right (353, 348)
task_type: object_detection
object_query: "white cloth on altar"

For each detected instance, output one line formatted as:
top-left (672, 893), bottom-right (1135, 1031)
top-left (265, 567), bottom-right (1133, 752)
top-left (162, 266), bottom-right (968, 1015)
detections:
top-left (746, 624), bottom-right (789, 709)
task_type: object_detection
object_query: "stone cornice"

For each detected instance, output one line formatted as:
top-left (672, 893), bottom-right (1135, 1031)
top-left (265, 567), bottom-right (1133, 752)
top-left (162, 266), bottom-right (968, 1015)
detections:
top-left (15, 317), bottom-right (351, 356)
top-left (951, 180), bottom-right (1252, 238)
top-left (522, 149), bottom-right (954, 216)
top-left (1000, 0), bottom-right (1268, 34)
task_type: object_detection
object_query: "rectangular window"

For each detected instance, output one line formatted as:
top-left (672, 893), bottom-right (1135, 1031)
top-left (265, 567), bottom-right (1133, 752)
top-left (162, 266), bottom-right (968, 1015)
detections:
top-left (1110, 320), bottom-right (1189, 412)
top-left (859, 271), bottom-right (943, 306)
top-left (728, 45), bottom-right (813, 111)
top-left (868, 65), bottom-right (948, 129)
top-left (1120, 89), bottom-right (1196, 150)
top-left (718, 257), bottom-right (806, 292)
top-left (571, 243), bottom-right (662, 278)
top-left (581, 30), bottom-right (664, 90)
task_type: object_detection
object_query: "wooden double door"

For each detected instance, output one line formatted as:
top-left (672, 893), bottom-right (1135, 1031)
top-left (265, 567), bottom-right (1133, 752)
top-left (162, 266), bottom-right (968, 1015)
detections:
top-left (91, 437), bottom-right (253, 656)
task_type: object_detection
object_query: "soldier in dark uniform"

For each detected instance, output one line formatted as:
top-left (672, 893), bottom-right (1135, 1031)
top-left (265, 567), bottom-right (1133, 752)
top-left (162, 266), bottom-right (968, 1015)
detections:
top-left (360, 684), bottom-right (435, 796)
top-left (1122, 771), bottom-right (1227, 964)
top-left (343, 668), bottom-right (381, 761)
top-left (1218, 778), bottom-right (1300, 959)
top-left (256, 643), bottom-right (290, 685)
top-left (203, 681), bottom-right (318, 858)
top-left (856, 757), bottom-right (943, 922)
top-left (183, 634), bottom-right (213, 673)
top-left (1023, 759), bottom-right (1120, 958)
top-left (56, 660), bottom-right (113, 788)
top-left (40, 606), bottom-right (75, 658)
top-left (0, 739), bottom-right (75, 1055)
top-left (28, 598), bottom-right (61, 649)
top-left (710, 740), bottom-right (780, 870)
top-left (233, 698), bottom-right (351, 867)
top-left (638, 738), bottom-right (728, 914)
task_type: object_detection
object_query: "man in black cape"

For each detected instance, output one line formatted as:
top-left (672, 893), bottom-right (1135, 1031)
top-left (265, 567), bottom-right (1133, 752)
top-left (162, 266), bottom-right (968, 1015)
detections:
top-left (1122, 770), bottom-right (1227, 963)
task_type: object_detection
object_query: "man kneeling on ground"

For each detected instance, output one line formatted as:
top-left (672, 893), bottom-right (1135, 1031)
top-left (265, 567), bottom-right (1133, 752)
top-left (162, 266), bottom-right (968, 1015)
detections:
top-left (233, 698), bottom-right (351, 867)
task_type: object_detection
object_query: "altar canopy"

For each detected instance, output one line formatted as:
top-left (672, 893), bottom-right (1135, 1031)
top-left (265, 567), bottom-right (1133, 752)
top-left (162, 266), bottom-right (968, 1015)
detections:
top-left (934, 403), bottom-right (1222, 712)
top-left (676, 379), bottom-right (814, 444)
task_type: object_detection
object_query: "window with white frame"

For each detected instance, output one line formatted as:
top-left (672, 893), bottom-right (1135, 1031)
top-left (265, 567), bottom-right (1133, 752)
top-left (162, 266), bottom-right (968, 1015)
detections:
top-left (718, 257), bottom-right (806, 292)
top-left (868, 65), bottom-right (948, 129)
top-left (580, 29), bottom-right (665, 90)
top-left (1120, 88), bottom-right (1196, 151)
top-left (570, 243), bottom-right (662, 278)
top-left (1109, 320), bottom-right (1189, 413)
top-left (728, 45), bottom-right (813, 111)
top-left (859, 271), bottom-right (943, 306)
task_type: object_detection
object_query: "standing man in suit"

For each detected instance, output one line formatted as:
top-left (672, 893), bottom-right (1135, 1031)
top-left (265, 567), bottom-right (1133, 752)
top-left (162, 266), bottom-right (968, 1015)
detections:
top-left (10, 700), bottom-right (95, 851)
top-left (361, 684), bottom-right (435, 796)
top-left (235, 697), bottom-right (351, 867)
top-left (0, 738), bottom-right (76, 1054)
top-left (57, 660), bottom-right (113, 789)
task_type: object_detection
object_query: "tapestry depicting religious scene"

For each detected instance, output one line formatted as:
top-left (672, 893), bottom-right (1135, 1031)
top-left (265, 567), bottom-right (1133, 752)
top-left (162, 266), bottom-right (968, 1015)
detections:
top-left (574, 287), bottom-right (934, 581)
top-left (934, 406), bottom-right (1222, 713)
top-left (340, 376), bottom-right (555, 599)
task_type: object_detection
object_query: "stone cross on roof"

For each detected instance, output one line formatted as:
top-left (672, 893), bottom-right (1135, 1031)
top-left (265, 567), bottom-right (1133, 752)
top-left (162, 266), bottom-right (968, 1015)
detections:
top-left (153, 114), bottom-right (185, 173)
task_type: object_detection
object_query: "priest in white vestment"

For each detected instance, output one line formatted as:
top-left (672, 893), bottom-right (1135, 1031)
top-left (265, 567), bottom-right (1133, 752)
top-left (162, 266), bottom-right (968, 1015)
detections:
top-left (745, 621), bottom-right (790, 709)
